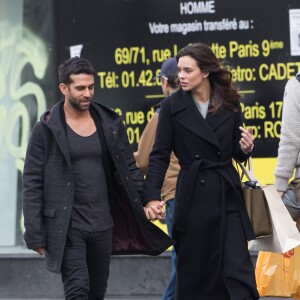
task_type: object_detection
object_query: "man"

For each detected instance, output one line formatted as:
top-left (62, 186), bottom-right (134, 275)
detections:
top-left (134, 57), bottom-right (180, 300)
top-left (22, 57), bottom-right (173, 300)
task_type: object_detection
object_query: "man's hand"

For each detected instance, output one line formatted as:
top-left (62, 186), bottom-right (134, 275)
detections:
top-left (144, 200), bottom-right (166, 220)
top-left (277, 191), bottom-right (285, 198)
top-left (34, 247), bottom-right (45, 255)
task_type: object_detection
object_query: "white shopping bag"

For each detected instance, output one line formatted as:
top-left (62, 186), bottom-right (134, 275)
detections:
top-left (249, 185), bottom-right (300, 253)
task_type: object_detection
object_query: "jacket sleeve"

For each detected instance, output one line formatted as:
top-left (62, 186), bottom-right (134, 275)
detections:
top-left (232, 110), bottom-right (254, 162)
top-left (143, 98), bottom-right (173, 204)
top-left (118, 120), bottom-right (144, 200)
top-left (134, 112), bottom-right (159, 176)
top-left (22, 123), bottom-right (46, 250)
top-left (275, 78), bottom-right (300, 191)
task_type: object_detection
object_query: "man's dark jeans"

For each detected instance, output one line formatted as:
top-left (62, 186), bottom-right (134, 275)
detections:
top-left (61, 228), bottom-right (113, 300)
top-left (162, 199), bottom-right (177, 300)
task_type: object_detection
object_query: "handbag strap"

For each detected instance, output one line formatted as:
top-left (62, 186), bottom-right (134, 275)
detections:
top-left (235, 158), bottom-right (263, 187)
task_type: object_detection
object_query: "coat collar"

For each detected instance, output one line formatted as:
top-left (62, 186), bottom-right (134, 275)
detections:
top-left (40, 100), bottom-right (121, 168)
top-left (41, 100), bottom-right (120, 132)
top-left (41, 100), bottom-right (72, 168)
top-left (170, 90), bottom-right (231, 149)
top-left (90, 101), bottom-right (121, 128)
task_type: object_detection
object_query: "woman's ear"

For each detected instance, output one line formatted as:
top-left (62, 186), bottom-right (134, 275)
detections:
top-left (203, 72), bottom-right (209, 78)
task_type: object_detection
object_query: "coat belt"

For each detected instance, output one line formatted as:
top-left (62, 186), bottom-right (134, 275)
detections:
top-left (176, 158), bottom-right (256, 241)
top-left (180, 158), bottom-right (232, 171)
top-left (176, 159), bottom-right (232, 232)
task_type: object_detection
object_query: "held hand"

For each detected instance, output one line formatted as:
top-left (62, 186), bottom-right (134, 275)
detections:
top-left (144, 200), bottom-right (166, 220)
top-left (34, 247), bottom-right (45, 255)
top-left (277, 191), bottom-right (285, 198)
top-left (239, 126), bottom-right (254, 152)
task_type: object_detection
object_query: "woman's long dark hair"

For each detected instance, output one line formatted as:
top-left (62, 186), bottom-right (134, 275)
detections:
top-left (176, 42), bottom-right (241, 113)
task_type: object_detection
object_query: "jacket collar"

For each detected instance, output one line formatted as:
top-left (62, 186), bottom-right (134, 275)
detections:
top-left (39, 100), bottom-right (121, 167)
top-left (41, 100), bottom-right (72, 168)
top-left (170, 90), bottom-right (231, 149)
top-left (90, 101), bottom-right (121, 127)
top-left (40, 100), bottom-right (120, 131)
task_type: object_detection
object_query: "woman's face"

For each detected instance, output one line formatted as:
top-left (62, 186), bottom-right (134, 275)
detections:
top-left (177, 55), bottom-right (209, 92)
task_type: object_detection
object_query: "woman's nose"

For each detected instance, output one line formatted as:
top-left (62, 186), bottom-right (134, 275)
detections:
top-left (178, 71), bottom-right (185, 79)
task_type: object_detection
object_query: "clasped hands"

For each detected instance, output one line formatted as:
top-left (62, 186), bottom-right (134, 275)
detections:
top-left (144, 200), bottom-right (166, 220)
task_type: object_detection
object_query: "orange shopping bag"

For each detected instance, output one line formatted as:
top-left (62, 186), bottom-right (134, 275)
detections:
top-left (256, 247), bottom-right (300, 299)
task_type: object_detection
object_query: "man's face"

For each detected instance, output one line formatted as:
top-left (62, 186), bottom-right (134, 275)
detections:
top-left (61, 73), bottom-right (95, 111)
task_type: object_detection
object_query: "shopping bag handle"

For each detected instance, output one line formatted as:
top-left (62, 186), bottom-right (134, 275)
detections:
top-left (234, 158), bottom-right (263, 187)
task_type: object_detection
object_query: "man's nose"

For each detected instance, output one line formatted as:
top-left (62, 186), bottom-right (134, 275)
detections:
top-left (83, 88), bottom-right (92, 97)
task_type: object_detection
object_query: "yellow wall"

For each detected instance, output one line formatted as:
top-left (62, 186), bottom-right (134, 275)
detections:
top-left (252, 157), bottom-right (277, 185)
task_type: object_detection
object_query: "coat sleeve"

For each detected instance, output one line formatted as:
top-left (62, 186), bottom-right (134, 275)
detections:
top-left (232, 110), bottom-right (254, 162)
top-left (22, 123), bottom-right (46, 250)
top-left (275, 78), bottom-right (300, 191)
top-left (118, 119), bottom-right (144, 200)
top-left (134, 112), bottom-right (159, 176)
top-left (143, 98), bottom-right (173, 204)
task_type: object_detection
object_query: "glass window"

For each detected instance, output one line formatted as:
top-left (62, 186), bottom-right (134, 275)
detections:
top-left (0, 0), bottom-right (55, 253)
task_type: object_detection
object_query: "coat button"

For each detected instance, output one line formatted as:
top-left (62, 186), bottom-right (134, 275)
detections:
top-left (217, 151), bottom-right (221, 156)
top-left (67, 182), bottom-right (70, 187)
top-left (194, 154), bottom-right (200, 160)
top-left (200, 179), bottom-right (205, 185)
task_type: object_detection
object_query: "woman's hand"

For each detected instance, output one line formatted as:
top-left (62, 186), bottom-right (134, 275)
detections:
top-left (277, 191), bottom-right (285, 198)
top-left (239, 126), bottom-right (254, 153)
top-left (144, 200), bottom-right (166, 220)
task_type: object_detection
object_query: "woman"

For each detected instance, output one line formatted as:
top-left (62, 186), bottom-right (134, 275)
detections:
top-left (143, 43), bottom-right (259, 300)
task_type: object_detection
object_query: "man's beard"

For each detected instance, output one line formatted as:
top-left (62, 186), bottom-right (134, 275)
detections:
top-left (69, 98), bottom-right (91, 111)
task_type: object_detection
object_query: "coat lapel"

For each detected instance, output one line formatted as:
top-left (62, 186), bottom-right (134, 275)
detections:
top-left (171, 91), bottom-right (224, 149)
top-left (206, 107), bottom-right (231, 131)
top-left (43, 101), bottom-right (73, 169)
top-left (54, 128), bottom-right (72, 169)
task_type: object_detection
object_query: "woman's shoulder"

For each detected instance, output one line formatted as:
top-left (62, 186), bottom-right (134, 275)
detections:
top-left (161, 89), bottom-right (184, 103)
top-left (171, 88), bottom-right (185, 99)
top-left (161, 89), bottom-right (190, 113)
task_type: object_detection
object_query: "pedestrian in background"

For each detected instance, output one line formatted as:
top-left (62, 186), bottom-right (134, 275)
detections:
top-left (135, 57), bottom-right (180, 300)
top-left (22, 56), bottom-right (172, 300)
top-left (143, 43), bottom-right (258, 299)
top-left (275, 72), bottom-right (300, 199)
top-left (254, 72), bottom-right (300, 299)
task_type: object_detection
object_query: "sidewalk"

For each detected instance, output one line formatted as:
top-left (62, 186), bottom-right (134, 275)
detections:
top-left (0, 298), bottom-right (161, 300)
top-left (0, 251), bottom-right (295, 300)
top-left (0, 297), bottom-right (294, 300)
top-left (0, 298), bottom-right (160, 300)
